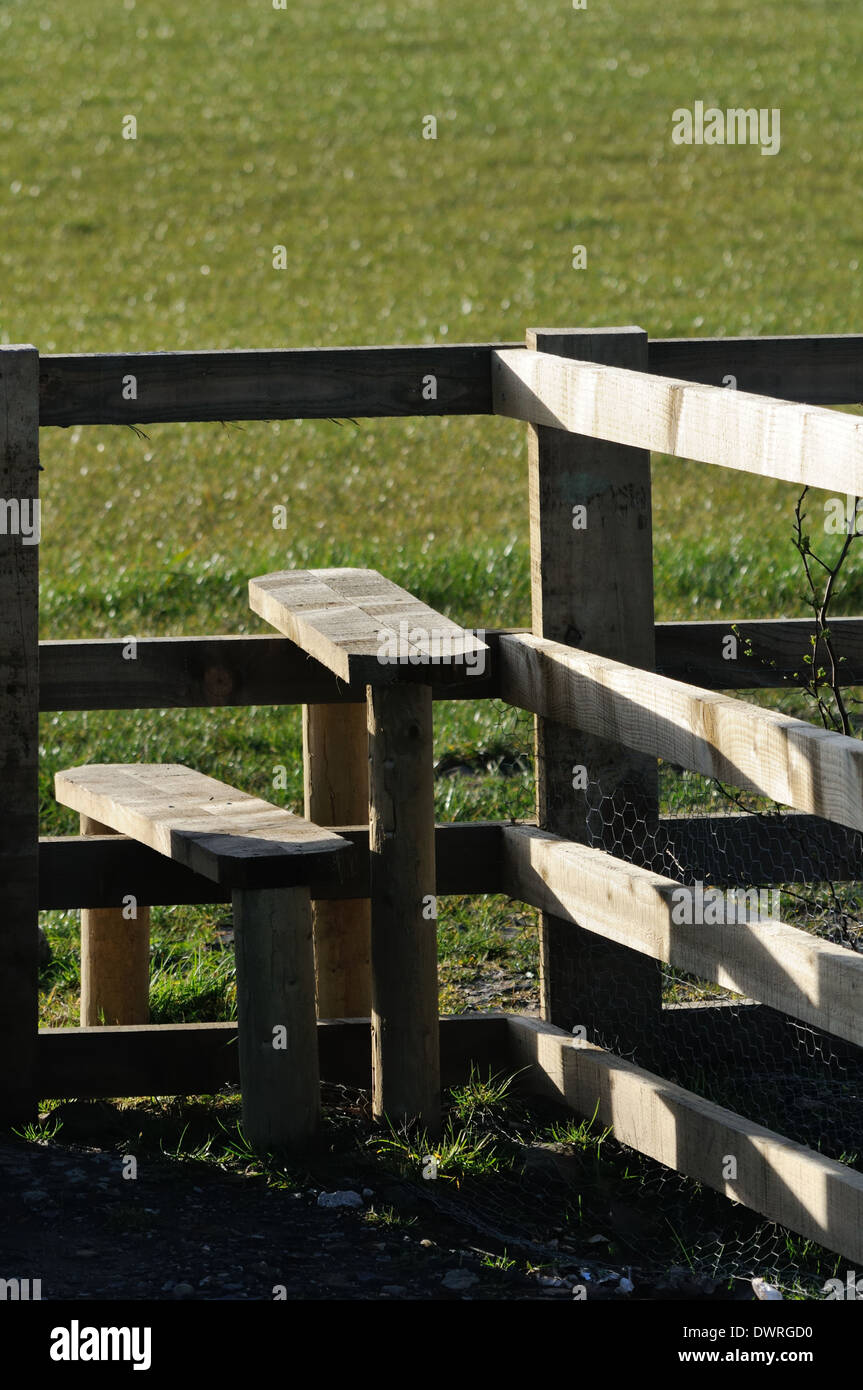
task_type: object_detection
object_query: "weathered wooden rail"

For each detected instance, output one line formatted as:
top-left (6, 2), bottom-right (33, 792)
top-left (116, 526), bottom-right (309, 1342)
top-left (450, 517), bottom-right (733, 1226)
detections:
top-left (3, 327), bottom-right (863, 1261)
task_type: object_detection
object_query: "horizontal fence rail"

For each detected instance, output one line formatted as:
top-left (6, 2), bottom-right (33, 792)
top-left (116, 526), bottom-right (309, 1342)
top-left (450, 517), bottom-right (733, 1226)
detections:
top-left (501, 633), bottom-right (863, 833)
top-left (655, 618), bottom-right (863, 690)
top-left (36, 1015), bottom-right (510, 1098)
top-left (38, 334), bottom-right (863, 426)
top-left (38, 823), bottom-right (505, 908)
top-left (37, 618), bottom-right (863, 710)
top-left (503, 827), bottom-right (863, 1050)
top-left (492, 347), bottom-right (863, 494)
top-left (39, 345), bottom-right (519, 427)
top-left (38, 632), bottom-right (512, 710)
top-left (38, 812), bottom-right (863, 909)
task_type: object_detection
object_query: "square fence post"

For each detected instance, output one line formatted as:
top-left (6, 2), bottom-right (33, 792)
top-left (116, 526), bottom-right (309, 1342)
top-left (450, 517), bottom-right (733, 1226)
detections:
top-left (0, 346), bottom-right (40, 1123)
top-left (527, 326), bottom-right (663, 1063)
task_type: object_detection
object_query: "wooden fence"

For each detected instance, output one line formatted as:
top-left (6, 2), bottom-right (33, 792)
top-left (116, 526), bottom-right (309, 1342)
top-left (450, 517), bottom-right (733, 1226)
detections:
top-left (3, 327), bottom-right (863, 1261)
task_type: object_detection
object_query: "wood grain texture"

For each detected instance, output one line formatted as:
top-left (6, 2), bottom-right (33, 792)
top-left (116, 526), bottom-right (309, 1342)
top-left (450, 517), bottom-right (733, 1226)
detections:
top-left (509, 1014), bottom-right (863, 1265)
top-left (0, 345), bottom-right (40, 1123)
top-left (503, 825), bottom-right (863, 1049)
top-left (369, 683), bottom-right (440, 1130)
top-left (493, 346), bottom-right (863, 493)
top-left (526, 327), bottom-right (662, 1043)
top-left (55, 763), bottom-right (352, 887)
top-left (303, 703), bottom-right (371, 1017)
top-left (232, 886), bottom-right (320, 1149)
top-left (249, 567), bottom-right (487, 686)
top-left (501, 633), bottom-right (863, 832)
top-left (37, 335), bottom-right (863, 428)
top-left (79, 815), bottom-right (150, 1027)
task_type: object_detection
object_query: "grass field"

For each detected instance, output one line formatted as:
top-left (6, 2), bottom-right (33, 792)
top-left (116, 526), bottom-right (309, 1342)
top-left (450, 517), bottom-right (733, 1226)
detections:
top-left (6, 0), bottom-right (863, 1028)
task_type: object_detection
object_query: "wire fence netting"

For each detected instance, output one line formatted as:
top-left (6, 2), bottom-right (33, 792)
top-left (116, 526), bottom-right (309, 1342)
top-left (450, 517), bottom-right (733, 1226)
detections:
top-left (434, 695), bottom-right (863, 1298)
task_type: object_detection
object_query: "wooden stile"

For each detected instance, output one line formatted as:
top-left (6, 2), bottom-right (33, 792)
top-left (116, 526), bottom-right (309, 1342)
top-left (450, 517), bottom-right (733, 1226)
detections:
top-left (303, 702), bottom-right (371, 1017)
top-left (525, 327), bottom-right (662, 1048)
top-left (79, 814), bottom-right (150, 1026)
top-left (0, 346), bottom-right (40, 1124)
top-left (249, 565), bottom-right (485, 1131)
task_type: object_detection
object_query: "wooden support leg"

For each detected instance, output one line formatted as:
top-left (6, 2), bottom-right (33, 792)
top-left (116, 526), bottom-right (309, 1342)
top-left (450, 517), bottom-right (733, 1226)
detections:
top-left (303, 702), bottom-right (371, 1017)
top-left (80, 815), bottom-right (151, 1026)
top-left (232, 886), bottom-right (320, 1150)
top-left (368, 682), bottom-right (440, 1134)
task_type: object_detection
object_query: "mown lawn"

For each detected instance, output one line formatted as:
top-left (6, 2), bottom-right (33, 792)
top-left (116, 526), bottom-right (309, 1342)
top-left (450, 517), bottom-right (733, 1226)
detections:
top-left (4, 0), bottom-right (861, 1023)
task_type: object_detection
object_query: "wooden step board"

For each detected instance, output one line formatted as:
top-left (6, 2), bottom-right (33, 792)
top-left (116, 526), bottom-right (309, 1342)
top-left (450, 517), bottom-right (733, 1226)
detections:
top-left (55, 761), bottom-right (350, 1150)
top-left (55, 763), bottom-right (352, 889)
top-left (248, 567), bottom-right (488, 685)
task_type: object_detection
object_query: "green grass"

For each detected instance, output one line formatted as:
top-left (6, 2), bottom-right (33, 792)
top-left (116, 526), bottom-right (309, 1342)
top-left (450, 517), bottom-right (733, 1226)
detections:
top-left (10, 2), bottom-right (861, 1032)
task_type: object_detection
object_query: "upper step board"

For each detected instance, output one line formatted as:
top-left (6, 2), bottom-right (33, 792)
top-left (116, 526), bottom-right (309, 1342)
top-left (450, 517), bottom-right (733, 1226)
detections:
top-left (248, 567), bottom-right (489, 686)
top-left (55, 763), bottom-right (352, 889)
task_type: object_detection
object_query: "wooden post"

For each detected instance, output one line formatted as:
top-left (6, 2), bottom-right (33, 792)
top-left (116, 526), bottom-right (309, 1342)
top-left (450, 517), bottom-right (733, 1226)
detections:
top-left (80, 815), bottom-right (151, 1026)
top-left (527, 326), bottom-right (663, 1060)
top-left (303, 702), bottom-right (371, 1017)
top-left (0, 346), bottom-right (39, 1124)
top-left (368, 682), bottom-right (440, 1133)
top-left (232, 885), bottom-right (320, 1149)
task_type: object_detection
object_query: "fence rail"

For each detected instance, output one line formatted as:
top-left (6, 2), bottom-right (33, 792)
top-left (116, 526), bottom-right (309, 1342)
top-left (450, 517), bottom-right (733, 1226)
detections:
top-left (37, 332), bottom-right (863, 425)
top-left (503, 826), bottom-right (863, 1050)
top-left (500, 633), bottom-right (863, 833)
top-left (37, 618), bottom-right (863, 711)
top-left (492, 346), bottom-right (863, 493)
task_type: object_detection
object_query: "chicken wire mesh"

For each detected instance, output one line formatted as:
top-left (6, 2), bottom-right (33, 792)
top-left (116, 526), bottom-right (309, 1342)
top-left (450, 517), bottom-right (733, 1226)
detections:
top-left (468, 696), bottom-right (863, 1297)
